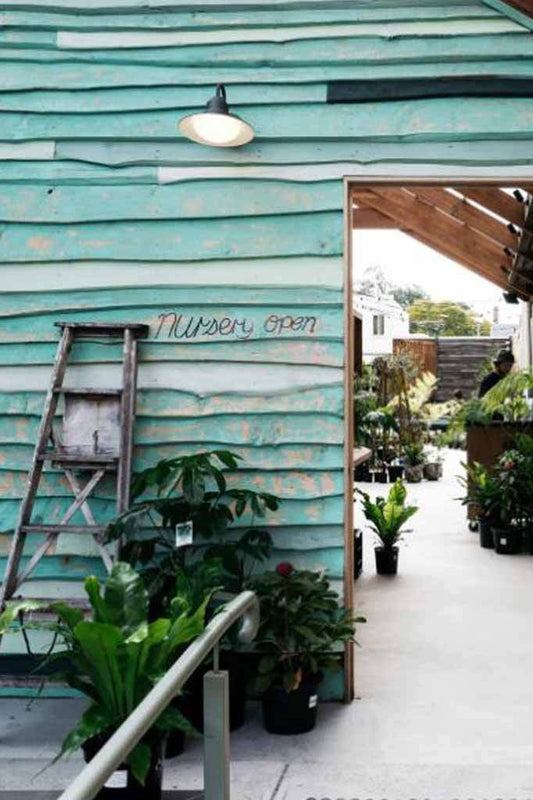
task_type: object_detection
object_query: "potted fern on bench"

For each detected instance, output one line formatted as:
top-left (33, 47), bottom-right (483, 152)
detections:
top-left (357, 480), bottom-right (418, 575)
top-left (0, 563), bottom-right (208, 799)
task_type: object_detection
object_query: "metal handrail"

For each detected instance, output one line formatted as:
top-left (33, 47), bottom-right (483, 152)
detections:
top-left (58, 590), bottom-right (260, 800)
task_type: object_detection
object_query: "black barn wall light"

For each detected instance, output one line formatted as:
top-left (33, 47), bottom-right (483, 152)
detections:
top-left (178, 84), bottom-right (254, 147)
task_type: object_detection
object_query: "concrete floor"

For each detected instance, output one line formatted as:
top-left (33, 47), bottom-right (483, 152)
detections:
top-left (2, 450), bottom-right (533, 799)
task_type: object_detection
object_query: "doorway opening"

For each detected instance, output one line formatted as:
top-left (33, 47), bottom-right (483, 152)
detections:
top-left (343, 178), bottom-right (533, 700)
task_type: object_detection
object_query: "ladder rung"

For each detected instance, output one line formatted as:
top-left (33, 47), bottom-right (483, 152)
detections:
top-left (21, 525), bottom-right (108, 535)
top-left (55, 321), bottom-right (150, 339)
top-left (37, 452), bottom-right (118, 465)
top-left (54, 387), bottom-right (122, 396)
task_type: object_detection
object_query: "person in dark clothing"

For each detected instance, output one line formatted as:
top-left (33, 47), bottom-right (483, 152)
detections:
top-left (478, 349), bottom-right (515, 398)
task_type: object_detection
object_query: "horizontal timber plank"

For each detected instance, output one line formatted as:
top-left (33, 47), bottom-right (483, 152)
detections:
top-left (0, 5), bottom-right (501, 32)
top-left (3, 58), bottom-right (533, 91)
top-left (1, 412), bottom-right (345, 446)
top-left (2, 98), bottom-right (533, 142)
top-left (0, 213), bottom-right (343, 262)
top-left (0, 181), bottom-right (342, 223)
top-left (0, 442), bottom-right (344, 471)
top-left (0, 384), bottom-right (345, 418)
top-left (55, 19), bottom-right (522, 48)
top-left (0, 339), bottom-right (344, 368)
top-left (1, 470), bottom-right (344, 502)
top-left (0, 34), bottom-right (529, 69)
top-left (0, 307), bottom-right (344, 343)
top-left (51, 139), bottom-right (533, 168)
top-left (0, 494), bottom-right (344, 528)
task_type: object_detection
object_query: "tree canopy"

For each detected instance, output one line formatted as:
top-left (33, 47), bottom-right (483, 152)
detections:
top-left (408, 299), bottom-right (484, 337)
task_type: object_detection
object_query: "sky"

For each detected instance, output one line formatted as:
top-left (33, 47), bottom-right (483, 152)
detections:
top-left (353, 229), bottom-right (521, 324)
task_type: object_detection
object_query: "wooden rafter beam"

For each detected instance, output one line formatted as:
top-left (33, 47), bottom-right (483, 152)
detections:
top-left (453, 186), bottom-right (527, 227)
top-left (404, 186), bottom-right (517, 250)
top-left (352, 207), bottom-right (397, 229)
top-left (352, 188), bottom-right (511, 290)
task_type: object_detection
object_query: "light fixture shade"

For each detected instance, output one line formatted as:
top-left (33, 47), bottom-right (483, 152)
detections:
top-left (179, 84), bottom-right (254, 148)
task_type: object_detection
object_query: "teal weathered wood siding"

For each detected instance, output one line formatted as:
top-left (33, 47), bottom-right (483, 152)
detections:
top-left (1, 0), bottom-right (532, 695)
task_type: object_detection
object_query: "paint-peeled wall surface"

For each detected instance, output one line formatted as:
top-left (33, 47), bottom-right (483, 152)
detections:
top-left (0, 0), bottom-right (532, 695)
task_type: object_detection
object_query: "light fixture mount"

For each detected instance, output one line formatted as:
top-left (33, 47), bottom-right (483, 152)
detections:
top-left (178, 83), bottom-right (255, 148)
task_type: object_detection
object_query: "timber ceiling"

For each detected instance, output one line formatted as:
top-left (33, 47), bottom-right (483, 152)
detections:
top-left (352, 186), bottom-right (533, 300)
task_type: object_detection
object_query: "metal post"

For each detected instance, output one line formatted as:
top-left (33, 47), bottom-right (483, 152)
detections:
top-left (203, 670), bottom-right (230, 800)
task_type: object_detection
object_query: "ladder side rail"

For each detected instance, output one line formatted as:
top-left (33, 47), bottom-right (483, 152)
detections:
top-left (117, 329), bottom-right (138, 515)
top-left (0, 327), bottom-right (74, 604)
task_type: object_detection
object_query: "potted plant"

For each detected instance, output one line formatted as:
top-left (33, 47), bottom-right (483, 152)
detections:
top-left (105, 450), bottom-right (280, 734)
top-left (0, 563), bottom-right (206, 798)
top-left (252, 563), bottom-right (364, 735)
top-left (357, 480), bottom-right (418, 575)
top-left (403, 444), bottom-right (426, 483)
top-left (387, 456), bottom-right (404, 483)
top-left (423, 446), bottom-right (443, 481)
top-left (490, 445), bottom-right (533, 554)
top-left (457, 461), bottom-right (502, 548)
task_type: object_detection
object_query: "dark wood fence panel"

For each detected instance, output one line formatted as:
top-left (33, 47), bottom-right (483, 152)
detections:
top-left (436, 337), bottom-right (510, 400)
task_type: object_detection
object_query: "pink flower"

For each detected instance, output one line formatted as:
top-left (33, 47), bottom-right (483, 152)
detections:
top-left (276, 562), bottom-right (294, 578)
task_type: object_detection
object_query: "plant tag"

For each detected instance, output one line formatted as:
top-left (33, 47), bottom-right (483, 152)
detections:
top-left (175, 520), bottom-right (193, 548)
top-left (501, 538), bottom-right (507, 545)
top-left (104, 771), bottom-right (128, 788)
top-left (308, 694), bottom-right (318, 709)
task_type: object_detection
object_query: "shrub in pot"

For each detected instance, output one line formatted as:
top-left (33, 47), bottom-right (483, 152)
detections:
top-left (403, 444), bottom-right (425, 483)
top-left (251, 564), bottom-right (364, 735)
top-left (0, 563), bottom-right (206, 798)
top-left (490, 443), bottom-right (533, 554)
top-left (457, 461), bottom-right (503, 549)
top-left (106, 450), bottom-right (281, 735)
top-left (357, 480), bottom-right (418, 575)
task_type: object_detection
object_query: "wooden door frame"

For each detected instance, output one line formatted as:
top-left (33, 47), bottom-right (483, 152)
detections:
top-left (343, 173), bottom-right (533, 702)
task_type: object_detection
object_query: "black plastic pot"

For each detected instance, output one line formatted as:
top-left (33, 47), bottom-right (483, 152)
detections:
top-left (354, 463), bottom-right (371, 482)
top-left (387, 465), bottom-right (404, 482)
top-left (375, 545), bottom-right (399, 575)
top-left (165, 727), bottom-right (186, 759)
top-left (492, 525), bottom-right (523, 555)
top-left (374, 470), bottom-right (388, 483)
top-left (83, 733), bottom-right (165, 800)
top-left (178, 651), bottom-right (250, 733)
top-left (478, 518), bottom-right (495, 549)
top-left (262, 675), bottom-right (320, 735)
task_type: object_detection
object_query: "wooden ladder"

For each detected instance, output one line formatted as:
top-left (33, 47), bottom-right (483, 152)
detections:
top-left (0, 321), bottom-right (149, 612)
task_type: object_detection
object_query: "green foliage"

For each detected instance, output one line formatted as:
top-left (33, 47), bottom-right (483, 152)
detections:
top-left (357, 480), bottom-right (418, 549)
top-left (408, 299), bottom-right (477, 337)
top-left (251, 566), bottom-right (364, 693)
top-left (481, 371), bottom-right (533, 422)
top-left (457, 462), bottom-right (503, 520)
top-left (105, 451), bottom-right (280, 609)
top-left (403, 443), bottom-right (426, 467)
top-left (1, 563), bottom-right (209, 784)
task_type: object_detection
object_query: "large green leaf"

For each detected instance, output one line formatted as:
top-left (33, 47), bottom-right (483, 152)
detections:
top-left (59, 703), bottom-right (114, 759)
top-left (104, 563), bottom-right (149, 636)
top-left (84, 576), bottom-right (110, 624)
top-left (155, 705), bottom-right (199, 737)
top-left (126, 742), bottom-right (152, 786)
top-left (74, 621), bottom-right (125, 717)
